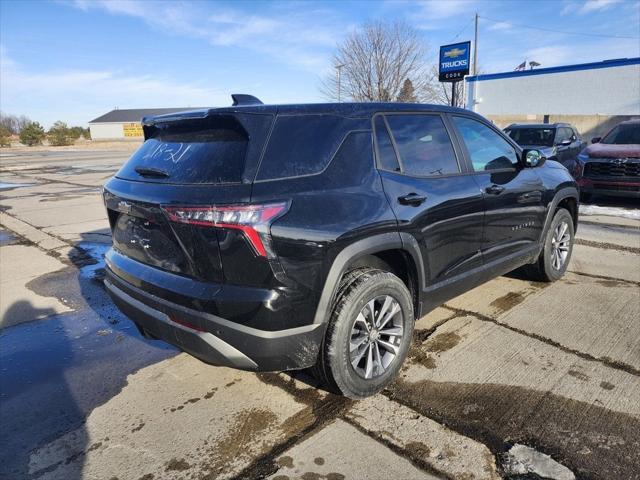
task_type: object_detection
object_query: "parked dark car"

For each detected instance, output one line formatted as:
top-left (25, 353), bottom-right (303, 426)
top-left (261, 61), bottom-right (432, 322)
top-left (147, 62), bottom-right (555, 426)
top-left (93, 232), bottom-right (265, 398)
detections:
top-left (504, 123), bottom-right (585, 172)
top-left (103, 95), bottom-right (579, 398)
top-left (575, 119), bottom-right (640, 200)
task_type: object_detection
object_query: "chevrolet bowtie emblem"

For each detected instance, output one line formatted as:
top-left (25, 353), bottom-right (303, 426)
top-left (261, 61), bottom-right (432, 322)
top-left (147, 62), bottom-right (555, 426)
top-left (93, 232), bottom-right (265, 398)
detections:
top-left (444, 48), bottom-right (466, 58)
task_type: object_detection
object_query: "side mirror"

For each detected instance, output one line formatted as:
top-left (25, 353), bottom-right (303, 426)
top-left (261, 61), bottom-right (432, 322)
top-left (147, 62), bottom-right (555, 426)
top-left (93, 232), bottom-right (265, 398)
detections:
top-left (523, 149), bottom-right (545, 168)
top-left (559, 139), bottom-right (572, 146)
top-left (591, 137), bottom-right (601, 144)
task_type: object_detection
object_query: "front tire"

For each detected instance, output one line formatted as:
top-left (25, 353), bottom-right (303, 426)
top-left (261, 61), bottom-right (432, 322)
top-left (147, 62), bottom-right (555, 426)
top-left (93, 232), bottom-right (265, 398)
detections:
top-left (317, 268), bottom-right (414, 399)
top-left (525, 208), bottom-right (575, 282)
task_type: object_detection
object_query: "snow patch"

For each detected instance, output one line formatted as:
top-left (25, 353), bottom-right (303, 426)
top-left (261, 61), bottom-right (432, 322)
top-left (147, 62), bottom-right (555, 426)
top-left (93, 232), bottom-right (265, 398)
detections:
top-left (503, 444), bottom-right (575, 480)
top-left (580, 204), bottom-right (640, 220)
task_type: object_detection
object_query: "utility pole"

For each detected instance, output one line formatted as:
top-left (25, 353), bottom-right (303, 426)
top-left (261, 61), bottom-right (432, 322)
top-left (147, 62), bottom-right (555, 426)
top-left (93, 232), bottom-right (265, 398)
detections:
top-left (473, 13), bottom-right (478, 76)
top-left (336, 63), bottom-right (346, 102)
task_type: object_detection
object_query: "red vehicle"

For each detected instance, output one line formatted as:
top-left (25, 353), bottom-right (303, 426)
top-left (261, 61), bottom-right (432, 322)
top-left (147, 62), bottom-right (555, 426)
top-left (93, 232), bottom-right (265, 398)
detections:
top-left (575, 119), bottom-right (640, 200)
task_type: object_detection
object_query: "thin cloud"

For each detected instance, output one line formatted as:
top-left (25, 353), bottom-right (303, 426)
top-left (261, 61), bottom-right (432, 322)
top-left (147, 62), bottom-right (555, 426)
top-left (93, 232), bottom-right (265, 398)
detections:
top-left (0, 47), bottom-right (225, 127)
top-left (580, 0), bottom-right (621, 13)
top-left (67, 0), bottom-right (348, 71)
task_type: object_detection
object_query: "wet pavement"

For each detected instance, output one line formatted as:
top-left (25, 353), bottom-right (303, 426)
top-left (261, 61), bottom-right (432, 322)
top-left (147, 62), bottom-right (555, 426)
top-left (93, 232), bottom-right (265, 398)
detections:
top-left (1, 149), bottom-right (639, 480)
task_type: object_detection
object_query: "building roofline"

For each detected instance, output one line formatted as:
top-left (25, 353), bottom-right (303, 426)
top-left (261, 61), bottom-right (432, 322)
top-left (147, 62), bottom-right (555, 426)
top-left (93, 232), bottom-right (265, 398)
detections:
top-left (466, 57), bottom-right (640, 83)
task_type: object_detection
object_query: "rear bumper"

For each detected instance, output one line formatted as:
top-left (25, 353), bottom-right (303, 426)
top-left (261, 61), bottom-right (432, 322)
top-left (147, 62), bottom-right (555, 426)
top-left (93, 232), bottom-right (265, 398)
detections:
top-left (577, 177), bottom-right (640, 198)
top-left (105, 270), bottom-right (325, 372)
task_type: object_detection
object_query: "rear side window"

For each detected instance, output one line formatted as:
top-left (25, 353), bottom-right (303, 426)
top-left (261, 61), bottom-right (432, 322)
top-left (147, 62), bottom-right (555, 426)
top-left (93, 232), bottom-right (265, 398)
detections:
top-left (256, 115), bottom-right (349, 181)
top-left (374, 116), bottom-right (400, 172)
top-left (117, 115), bottom-right (257, 184)
top-left (385, 114), bottom-right (459, 176)
top-left (453, 116), bottom-right (518, 171)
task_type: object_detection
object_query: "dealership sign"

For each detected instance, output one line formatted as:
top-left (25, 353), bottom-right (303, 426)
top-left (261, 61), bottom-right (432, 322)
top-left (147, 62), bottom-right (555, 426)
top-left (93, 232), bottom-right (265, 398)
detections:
top-left (439, 41), bottom-right (471, 82)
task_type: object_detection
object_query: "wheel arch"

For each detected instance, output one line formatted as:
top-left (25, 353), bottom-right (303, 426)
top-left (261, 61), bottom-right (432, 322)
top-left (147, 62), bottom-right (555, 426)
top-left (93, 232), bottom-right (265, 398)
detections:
top-left (540, 186), bottom-right (579, 248)
top-left (313, 232), bottom-right (425, 325)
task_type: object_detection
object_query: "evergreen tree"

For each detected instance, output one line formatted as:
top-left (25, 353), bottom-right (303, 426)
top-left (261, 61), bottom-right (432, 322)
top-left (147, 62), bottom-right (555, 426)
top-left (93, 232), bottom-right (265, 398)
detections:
top-left (19, 122), bottom-right (46, 146)
top-left (396, 78), bottom-right (417, 103)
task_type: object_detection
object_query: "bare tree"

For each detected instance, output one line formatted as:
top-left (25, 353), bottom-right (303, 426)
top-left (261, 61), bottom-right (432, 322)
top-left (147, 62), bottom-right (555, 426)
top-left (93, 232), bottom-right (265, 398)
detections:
top-left (421, 65), bottom-right (465, 107)
top-left (321, 21), bottom-right (428, 102)
top-left (0, 112), bottom-right (32, 134)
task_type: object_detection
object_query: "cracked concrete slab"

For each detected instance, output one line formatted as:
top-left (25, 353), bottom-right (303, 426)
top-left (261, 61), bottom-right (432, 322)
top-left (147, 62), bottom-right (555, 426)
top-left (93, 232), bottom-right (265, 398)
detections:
top-left (392, 315), bottom-right (640, 479)
top-left (27, 355), bottom-right (312, 480)
top-left (269, 419), bottom-right (439, 480)
top-left (570, 244), bottom-right (640, 283)
top-left (497, 272), bottom-right (640, 371)
top-left (345, 395), bottom-right (499, 479)
top-left (0, 244), bottom-right (72, 328)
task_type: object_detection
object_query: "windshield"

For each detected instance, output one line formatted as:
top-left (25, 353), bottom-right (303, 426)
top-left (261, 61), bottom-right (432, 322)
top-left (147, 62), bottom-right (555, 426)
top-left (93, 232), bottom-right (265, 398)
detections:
top-left (601, 123), bottom-right (640, 145)
top-left (505, 127), bottom-right (555, 147)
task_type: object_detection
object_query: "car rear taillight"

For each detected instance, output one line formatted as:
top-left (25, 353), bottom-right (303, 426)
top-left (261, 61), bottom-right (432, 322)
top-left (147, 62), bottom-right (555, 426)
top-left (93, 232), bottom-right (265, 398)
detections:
top-left (162, 202), bottom-right (288, 258)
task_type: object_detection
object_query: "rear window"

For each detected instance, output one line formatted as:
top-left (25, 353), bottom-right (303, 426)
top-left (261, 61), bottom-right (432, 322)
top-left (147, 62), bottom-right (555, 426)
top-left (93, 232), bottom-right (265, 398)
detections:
top-left (256, 114), bottom-right (351, 181)
top-left (506, 127), bottom-right (555, 147)
top-left (116, 114), bottom-right (270, 184)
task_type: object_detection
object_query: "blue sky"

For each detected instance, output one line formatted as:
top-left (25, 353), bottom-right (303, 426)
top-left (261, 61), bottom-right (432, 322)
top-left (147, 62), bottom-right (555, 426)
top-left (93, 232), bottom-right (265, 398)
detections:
top-left (1, 0), bottom-right (638, 127)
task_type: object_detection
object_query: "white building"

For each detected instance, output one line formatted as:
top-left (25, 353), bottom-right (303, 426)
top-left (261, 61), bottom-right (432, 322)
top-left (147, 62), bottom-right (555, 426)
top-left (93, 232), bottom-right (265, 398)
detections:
top-left (88, 107), bottom-right (205, 140)
top-left (465, 57), bottom-right (640, 137)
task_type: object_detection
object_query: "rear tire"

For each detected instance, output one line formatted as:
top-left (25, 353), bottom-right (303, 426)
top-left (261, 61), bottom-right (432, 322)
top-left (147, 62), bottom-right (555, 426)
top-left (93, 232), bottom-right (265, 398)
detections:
top-left (315, 268), bottom-right (414, 399)
top-left (524, 208), bottom-right (574, 282)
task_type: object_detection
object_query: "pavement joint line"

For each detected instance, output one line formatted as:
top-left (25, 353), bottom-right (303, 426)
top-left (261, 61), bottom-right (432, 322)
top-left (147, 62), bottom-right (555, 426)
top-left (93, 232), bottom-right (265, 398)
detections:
top-left (340, 415), bottom-right (454, 480)
top-left (567, 269), bottom-right (640, 287)
top-left (227, 375), bottom-right (354, 480)
top-left (579, 219), bottom-right (640, 230)
top-left (440, 304), bottom-right (640, 378)
top-left (0, 210), bottom-right (95, 267)
top-left (574, 238), bottom-right (640, 255)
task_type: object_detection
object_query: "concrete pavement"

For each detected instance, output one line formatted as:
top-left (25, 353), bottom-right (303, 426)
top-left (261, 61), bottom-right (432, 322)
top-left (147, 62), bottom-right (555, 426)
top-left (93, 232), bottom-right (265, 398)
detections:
top-left (1, 149), bottom-right (639, 480)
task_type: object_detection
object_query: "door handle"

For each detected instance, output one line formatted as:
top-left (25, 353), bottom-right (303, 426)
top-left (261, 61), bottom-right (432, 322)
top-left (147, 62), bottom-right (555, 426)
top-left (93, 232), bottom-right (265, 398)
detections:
top-left (398, 193), bottom-right (427, 206)
top-left (485, 185), bottom-right (505, 195)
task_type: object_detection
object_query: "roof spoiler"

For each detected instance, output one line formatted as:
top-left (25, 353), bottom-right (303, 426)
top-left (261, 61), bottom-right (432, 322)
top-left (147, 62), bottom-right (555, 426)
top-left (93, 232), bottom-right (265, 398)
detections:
top-left (231, 94), bottom-right (263, 106)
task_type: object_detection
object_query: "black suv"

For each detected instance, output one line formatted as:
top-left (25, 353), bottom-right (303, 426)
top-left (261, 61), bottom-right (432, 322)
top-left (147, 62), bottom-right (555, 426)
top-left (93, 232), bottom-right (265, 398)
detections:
top-left (504, 123), bottom-right (585, 173)
top-left (103, 95), bottom-right (579, 398)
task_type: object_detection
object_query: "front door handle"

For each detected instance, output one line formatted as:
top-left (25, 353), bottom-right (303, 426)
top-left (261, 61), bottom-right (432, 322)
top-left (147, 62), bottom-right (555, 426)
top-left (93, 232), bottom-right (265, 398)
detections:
top-left (485, 184), bottom-right (505, 195)
top-left (398, 193), bottom-right (427, 206)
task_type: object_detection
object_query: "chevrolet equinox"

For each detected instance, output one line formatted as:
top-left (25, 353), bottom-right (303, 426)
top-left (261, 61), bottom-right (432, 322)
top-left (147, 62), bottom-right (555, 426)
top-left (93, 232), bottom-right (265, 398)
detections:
top-left (103, 95), bottom-right (579, 398)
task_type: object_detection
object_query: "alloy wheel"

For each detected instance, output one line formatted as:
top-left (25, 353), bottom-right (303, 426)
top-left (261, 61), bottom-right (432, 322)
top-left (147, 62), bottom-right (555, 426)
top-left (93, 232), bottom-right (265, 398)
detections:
top-left (349, 295), bottom-right (404, 379)
top-left (551, 221), bottom-right (571, 270)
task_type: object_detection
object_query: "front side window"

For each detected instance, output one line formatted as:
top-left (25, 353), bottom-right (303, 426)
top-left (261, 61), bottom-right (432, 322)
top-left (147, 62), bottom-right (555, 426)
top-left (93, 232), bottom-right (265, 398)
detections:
top-left (454, 116), bottom-right (518, 171)
top-left (385, 114), bottom-right (459, 176)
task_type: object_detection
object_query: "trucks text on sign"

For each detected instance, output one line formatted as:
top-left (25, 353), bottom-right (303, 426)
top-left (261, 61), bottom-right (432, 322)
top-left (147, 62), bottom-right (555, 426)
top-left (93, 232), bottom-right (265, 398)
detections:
top-left (439, 41), bottom-right (471, 82)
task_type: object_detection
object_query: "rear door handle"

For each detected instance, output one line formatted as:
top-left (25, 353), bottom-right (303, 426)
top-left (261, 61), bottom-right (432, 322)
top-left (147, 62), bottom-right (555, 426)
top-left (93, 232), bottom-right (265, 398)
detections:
top-left (485, 185), bottom-right (505, 195)
top-left (398, 193), bottom-right (427, 206)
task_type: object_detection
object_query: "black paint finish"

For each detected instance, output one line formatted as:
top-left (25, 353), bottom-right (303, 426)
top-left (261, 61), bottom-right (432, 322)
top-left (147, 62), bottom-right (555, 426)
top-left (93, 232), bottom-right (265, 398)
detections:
top-left (103, 102), bottom-right (578, 371)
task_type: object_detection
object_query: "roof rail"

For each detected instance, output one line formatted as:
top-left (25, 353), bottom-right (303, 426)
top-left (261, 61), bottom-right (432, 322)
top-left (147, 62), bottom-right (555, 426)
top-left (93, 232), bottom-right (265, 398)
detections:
top-left (231, 94), bottom-right (264, 106)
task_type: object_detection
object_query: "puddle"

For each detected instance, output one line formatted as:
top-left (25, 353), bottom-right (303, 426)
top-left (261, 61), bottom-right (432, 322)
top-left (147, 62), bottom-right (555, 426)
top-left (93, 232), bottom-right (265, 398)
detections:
top-left (0, 181), bottom-right (34, 190)
top-left (0, 229), bottom-right (21, 246)
top-left (77, 242), bottom-right (111, 280)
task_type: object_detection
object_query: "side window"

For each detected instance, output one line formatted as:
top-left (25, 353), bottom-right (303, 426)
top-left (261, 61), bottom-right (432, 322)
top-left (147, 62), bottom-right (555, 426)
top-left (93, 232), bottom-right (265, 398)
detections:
top-left (385, 114), bottom-right (459, 177)
top-left (563, 127), bottom-right (575, 142)
top-left (555, 127), bottom-right (570, 144)
top-left (374, 116), bottom-right (400, 172)
top-left (452, 116), bottom-right (518, 171)
top-left (256, 114), bottom-right (347, 181)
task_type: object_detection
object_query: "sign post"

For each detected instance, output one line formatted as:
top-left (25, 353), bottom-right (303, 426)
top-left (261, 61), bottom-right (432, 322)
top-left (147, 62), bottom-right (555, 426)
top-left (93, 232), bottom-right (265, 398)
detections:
top-left (438, 41), bottom-right (471, 107)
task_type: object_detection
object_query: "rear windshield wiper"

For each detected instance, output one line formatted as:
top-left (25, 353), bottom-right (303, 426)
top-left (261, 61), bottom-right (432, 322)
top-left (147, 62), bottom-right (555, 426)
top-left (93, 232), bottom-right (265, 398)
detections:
top-left (134, 166), bottom-right (169, 178)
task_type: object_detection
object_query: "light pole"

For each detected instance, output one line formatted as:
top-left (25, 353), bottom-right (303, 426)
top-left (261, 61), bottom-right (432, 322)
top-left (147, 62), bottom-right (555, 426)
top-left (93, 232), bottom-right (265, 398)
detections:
top-left (336, 63), bottom-right (346, 102)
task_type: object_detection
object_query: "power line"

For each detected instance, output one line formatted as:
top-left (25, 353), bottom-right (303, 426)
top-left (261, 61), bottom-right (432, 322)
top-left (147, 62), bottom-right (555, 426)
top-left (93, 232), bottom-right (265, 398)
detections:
top-left (450, 16), bottom-right (475, 42)
top-left (479, 15), bottom-right (640, 40)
